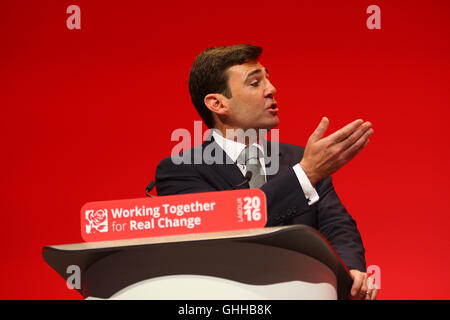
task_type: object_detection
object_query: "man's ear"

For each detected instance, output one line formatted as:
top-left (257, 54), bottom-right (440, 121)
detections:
top-left (204, 93), bottom-right (228, 116)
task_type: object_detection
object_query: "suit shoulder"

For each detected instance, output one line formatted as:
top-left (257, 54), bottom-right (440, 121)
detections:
top-left (157, 143), bottom-right (204, 167)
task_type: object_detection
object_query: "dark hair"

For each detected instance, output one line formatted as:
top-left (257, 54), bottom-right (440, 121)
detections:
top-left (188, 44), bottom-right (263, 128)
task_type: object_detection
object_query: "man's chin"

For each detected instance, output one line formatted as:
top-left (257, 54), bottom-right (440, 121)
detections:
top-left (261, 117), bottom-right (280, 131)
top-left (230, 117), bottom-right (280, 132)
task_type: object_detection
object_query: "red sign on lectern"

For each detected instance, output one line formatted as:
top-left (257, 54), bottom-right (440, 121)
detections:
top-left (81, 189), bottom-right (267, 242)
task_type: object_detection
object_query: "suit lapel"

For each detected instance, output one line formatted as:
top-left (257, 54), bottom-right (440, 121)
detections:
top-left (202, 138), bottom-right (246, 189)
top-left (264, 140), bottom-right (288, 182)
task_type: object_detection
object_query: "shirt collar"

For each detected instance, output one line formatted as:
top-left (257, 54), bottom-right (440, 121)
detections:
top-left (211, 129), bottom-right (265, 163)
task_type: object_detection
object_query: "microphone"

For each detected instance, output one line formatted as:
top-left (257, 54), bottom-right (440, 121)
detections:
top-left (145, 180), bottom-right (156, 197)
top-left (232, 171), bottom-right (252, 190)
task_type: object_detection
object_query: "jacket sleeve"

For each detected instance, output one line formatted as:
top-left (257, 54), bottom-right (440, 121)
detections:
top-left (261, 168), bottom-right (312, 226)
top-left (315, 176), bottom-right (367, 272)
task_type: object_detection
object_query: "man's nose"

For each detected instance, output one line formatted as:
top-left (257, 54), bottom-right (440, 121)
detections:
top-left (264, 79), bottom-right (277, 98)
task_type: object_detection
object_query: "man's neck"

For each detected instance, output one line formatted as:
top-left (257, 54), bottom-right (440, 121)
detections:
top-left (213, 125), bottom-right (268, 146)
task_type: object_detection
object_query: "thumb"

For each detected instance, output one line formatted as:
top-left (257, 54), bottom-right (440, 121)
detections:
top-left (309, 117), bottom-right (329, 143)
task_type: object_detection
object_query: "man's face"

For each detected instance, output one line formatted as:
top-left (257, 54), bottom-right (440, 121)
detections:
top-left (222, 60), bottom-right (279, 131)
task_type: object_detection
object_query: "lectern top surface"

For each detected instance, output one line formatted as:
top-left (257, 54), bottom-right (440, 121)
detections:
top-left (46, 226), bottom-right (288, 252)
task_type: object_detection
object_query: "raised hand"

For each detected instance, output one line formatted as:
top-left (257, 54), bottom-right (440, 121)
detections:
top-left (299, 117), bottom-right (373, 185)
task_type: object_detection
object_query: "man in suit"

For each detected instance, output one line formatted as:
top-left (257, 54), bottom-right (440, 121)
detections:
top-left (155, 44), bottom-right (377, 299)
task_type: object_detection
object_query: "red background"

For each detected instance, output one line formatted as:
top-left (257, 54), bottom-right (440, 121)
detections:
top-left (1, 0), bottom-right (449, 299)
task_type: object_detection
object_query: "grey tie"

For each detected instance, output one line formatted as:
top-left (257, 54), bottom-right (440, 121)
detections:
top-left (239, 145), bottom-right (266, 188)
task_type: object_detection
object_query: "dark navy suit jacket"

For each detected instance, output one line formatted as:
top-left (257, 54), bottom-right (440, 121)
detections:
top-left (155, 138), bottom-right (366, 272)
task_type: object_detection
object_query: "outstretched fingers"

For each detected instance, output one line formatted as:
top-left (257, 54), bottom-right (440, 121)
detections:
top-left (308, 117), bottom-right (330, 143)
top-left (327, 119), bottom-right (364, 144)
top-left (340, 126), bottom-right (374, 162)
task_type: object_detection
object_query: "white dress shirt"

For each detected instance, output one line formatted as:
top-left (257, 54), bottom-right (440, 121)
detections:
top-left (212, 130), bottom-right (319, 205)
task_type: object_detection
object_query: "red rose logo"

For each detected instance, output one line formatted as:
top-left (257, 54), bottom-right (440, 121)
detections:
top-left (86, 209), bottom-right (108, 233)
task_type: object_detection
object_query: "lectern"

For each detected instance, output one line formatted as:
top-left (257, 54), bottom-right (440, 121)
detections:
top-left (43, 225), bottom-right (353, 300)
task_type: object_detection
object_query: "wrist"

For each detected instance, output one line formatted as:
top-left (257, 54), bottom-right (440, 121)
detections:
top-left (299, 160), bottom-right (320, 186)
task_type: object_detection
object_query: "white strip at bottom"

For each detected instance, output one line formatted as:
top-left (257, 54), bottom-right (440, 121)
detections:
top-left (86, 274), bottom-right (337, 300)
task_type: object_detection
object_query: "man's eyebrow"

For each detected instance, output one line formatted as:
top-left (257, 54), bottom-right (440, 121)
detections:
top-left (244, 67), bottom-right (269, 83)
